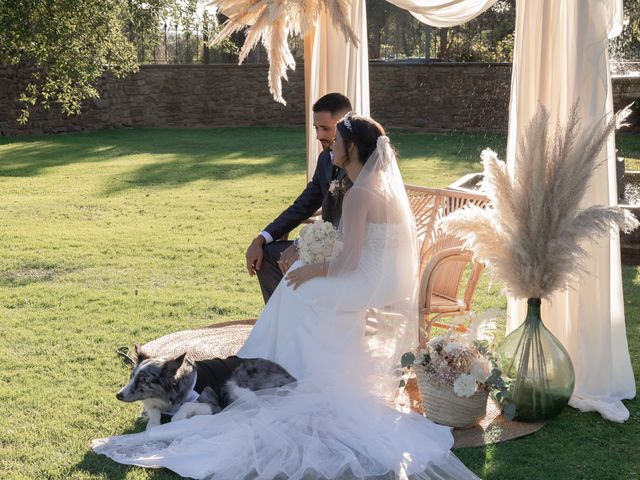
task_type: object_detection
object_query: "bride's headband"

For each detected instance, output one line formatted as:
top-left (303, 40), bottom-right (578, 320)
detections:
top-left (342, 114), bottom-right (353, 132)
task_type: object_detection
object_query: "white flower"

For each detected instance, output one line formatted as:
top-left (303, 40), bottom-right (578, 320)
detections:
top-left (470, 358), bottom-right (492, 382)
top-left (328, 179), bottom-right (340, 195)
top-left (428, 335), bottom-right (443, 347)
top-left (443, 342), bottom-right (463, 355)
top-left (298, 220), bottom-right (338, 265)
top-left (453, 374), bottom-right (478, 397)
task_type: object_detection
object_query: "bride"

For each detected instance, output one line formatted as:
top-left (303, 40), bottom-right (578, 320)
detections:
top-left (92, 114), bottom-right (480, 480)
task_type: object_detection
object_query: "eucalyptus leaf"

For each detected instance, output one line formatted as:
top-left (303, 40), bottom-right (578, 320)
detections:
top-left (401, 352), bottom-right (416, 368)
top-left (504, 402), bottom-right (517, 421)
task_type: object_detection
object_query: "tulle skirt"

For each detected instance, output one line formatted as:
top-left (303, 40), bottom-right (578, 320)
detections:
top-left (92, 378), bottom-right (477, 480)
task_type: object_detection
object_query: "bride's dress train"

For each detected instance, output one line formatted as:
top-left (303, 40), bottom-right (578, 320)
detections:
top-left (92, 224), bottom-right (479, 480)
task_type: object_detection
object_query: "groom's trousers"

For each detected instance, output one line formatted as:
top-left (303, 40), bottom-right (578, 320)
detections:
top-left (257, 240), bottom-right (293, 303)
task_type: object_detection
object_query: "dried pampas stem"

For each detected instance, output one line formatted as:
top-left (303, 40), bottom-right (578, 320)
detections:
top-left (438, 105), bottom-right (639, 299)
top-left (207, 0), bottom-right (359, 104)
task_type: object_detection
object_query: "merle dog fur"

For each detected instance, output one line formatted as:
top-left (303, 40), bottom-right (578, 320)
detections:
top-left (116, 345), bottom-right (296, 429)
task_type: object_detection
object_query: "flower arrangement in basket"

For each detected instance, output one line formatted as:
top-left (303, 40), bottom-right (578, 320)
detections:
top-left (298, 220), bottom-right (343, 265)
top-left (402, 331), bottom-right (515, 428)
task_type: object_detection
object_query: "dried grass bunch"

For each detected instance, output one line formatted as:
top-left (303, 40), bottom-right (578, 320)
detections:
top-left (207, 0), bottom-right (358, 104)
top-left (438, 106), bottom-right (639, 299)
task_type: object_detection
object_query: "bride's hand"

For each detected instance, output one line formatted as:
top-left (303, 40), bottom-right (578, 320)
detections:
top-left (285, 263), bottom-right (325, 289)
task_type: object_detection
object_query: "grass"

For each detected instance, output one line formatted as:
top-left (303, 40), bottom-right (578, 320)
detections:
top-left (0, 127), bottom-right (638, 480)
top-left (619, 134), bottom-right (640, 171)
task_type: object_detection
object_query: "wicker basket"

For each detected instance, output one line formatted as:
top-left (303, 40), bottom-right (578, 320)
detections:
top-left (415, 366), bottom-right (489, 429)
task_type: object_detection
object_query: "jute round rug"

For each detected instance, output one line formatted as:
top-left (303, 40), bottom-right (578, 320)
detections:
top-left (141, 320), bottom-right (544, 449)
top-left (142, 319), bottom-right (255, 360)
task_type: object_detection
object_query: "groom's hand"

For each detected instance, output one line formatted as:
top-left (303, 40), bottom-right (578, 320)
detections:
top-left (278, 244), bottom-right (299, 274)
top-left (246, 235), bottom-right (266, 276)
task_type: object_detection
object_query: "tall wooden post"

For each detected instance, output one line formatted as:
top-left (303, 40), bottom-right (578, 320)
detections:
top-left (304, 28), bottom-right (316, 181)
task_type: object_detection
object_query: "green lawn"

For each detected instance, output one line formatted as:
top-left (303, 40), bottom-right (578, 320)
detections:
top-left (0, 127), bottom-right (638, 479)
top-left (619, 134), bottom-right (640, 171)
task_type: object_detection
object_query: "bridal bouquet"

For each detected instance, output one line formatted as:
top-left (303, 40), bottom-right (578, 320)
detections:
top-left (298, 220), bottom-right (342, 265)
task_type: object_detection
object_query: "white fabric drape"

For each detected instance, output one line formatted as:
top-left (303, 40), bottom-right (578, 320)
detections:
top-left (504, 0), bottom-right (634, 423)
top-left (386, 0), bottom-right (497, 27)
top-left (304, 0), bottom-right (369, 179)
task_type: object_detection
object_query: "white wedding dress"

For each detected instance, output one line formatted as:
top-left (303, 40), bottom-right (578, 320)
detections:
top-left (92, 138), bottom-right (479, 480)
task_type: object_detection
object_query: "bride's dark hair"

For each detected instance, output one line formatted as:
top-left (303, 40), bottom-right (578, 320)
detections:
top-left (336, 114), bottom-right (386, 165)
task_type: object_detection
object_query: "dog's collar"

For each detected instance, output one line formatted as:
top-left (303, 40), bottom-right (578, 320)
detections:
top-left (162, 373), bottom-right (199, 416)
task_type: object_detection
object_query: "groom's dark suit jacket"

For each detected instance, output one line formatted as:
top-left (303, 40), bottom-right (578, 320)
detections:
top-left (263, 150), bottom-right (348, 240)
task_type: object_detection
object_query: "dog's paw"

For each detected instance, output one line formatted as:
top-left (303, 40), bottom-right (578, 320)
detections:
top-left (145, 421), bottom-right (161, 430)
top-left (226, 380), bottom-right (258, 403)
top-left (144, 408), bottom-right (162, 430)
top-left (172, 402), bottom-right (213, 422)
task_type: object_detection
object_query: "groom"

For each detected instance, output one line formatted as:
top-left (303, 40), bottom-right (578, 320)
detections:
top-left (245, 93), bottom-right (353, 303)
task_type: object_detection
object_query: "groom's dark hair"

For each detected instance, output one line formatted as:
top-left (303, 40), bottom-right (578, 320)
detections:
top-left (313, 93), bottom-right (352, 116)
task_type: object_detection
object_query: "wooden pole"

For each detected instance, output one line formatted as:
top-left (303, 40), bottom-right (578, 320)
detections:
top-left (303, 27), bottom-right (316, 181)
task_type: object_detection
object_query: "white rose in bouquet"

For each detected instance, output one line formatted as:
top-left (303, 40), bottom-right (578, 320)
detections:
top-left (443, 342), bottom-right (463, 355)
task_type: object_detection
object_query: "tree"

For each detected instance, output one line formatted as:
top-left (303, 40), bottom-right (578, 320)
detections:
top-left (367, 0), bottom-right (393, 59)
top-left (126, 0), bottom-right (174, 63)
top-left (0, 0), bottom-right (173, 124)
top-left (431, 0), bottom-right (515, 62)
top-left (367, 0), bottom-right (427, 59)
top-left (609, 0), bottom-right (640, 68)
top-left (366, 0), bottom-right (515, 62)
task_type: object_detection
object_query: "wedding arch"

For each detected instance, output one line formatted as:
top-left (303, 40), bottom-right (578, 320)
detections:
top-left (209, 0), bottom-right (633, 423)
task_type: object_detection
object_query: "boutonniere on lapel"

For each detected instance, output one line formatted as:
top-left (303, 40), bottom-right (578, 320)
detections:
top-left (328, 179), bottom-right (342, 197)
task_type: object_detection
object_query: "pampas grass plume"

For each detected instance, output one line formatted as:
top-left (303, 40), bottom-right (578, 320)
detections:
top-left (207, 0), bottom-right (359, 104)
top-left (438, 106), bottom-right (639, 299)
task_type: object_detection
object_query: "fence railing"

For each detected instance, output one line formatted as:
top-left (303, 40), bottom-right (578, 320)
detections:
top-left (133, 18), bottom-right (303, 65)
top-left (134, 20), bottom-right (219, 64)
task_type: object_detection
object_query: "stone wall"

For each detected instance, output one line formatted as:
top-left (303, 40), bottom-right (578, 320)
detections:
top-left (1, 62), bottom-right (632, 137)
top-left (370, 62), bottom-right (512, 132)
top-left (0, 64), bottom-right (306, 137)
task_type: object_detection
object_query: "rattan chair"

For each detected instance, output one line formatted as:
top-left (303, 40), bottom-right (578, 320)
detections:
top-left (404, 185), bottom-right (489, 346)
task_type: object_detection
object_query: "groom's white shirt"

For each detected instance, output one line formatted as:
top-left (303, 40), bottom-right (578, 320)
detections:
top-left (260, 231), bottom-right (274, 244)
top-left (260, 231), bottom-right (300, 246)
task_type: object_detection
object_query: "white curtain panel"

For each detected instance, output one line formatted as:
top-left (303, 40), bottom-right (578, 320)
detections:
top-left (304, 0), bottom-right (369, 179)
top-left (503, 0), bottom-right (633, 423)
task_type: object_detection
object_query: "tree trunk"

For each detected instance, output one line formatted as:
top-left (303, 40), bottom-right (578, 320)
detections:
top-left (370, 28), bottom-right (382, 59)
top-left (439, 28), bottom-right (448, 60)
top-left (203, 30), bottom-right (210, 64)
top-left (424, 24), bottom-right (431, 61)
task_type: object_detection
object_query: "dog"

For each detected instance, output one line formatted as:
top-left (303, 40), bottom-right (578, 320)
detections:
top-left (116, 345), bottom-right (297, 429)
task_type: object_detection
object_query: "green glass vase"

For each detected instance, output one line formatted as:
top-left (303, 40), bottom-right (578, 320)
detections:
top-left (496, 298), bottom-right (575, 421)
